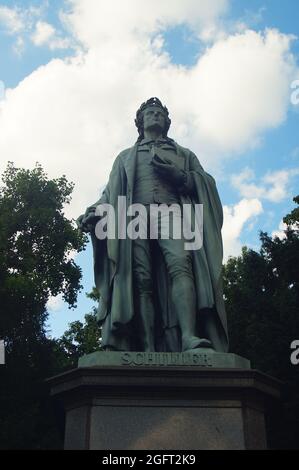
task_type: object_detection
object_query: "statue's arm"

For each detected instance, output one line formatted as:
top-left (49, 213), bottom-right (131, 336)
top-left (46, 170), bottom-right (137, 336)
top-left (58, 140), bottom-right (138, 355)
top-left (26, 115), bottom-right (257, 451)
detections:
top-left (177, 168), bottom-right (196, 195)
top-left (151, 149), bottom-right (197, 196)
top-left (152, 146), bottom-right (211, 196)
top-left (174, 149), bottom-right (205, 196)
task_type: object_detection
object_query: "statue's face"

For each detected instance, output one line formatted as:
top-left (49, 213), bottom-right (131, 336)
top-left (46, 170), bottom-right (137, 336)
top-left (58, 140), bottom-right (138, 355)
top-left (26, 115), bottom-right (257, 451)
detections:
top-left (143, 105), bottom-right (166, 134)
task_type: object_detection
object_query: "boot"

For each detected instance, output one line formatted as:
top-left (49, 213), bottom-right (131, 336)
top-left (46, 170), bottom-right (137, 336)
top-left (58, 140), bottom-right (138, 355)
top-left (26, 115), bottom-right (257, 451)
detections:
top-left (172, 277), bottom-right (212, 352)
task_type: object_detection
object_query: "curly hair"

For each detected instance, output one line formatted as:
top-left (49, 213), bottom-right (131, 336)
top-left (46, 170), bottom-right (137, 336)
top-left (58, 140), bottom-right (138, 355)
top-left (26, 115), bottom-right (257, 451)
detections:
top-left (135, 97), bottom-right (171, 142)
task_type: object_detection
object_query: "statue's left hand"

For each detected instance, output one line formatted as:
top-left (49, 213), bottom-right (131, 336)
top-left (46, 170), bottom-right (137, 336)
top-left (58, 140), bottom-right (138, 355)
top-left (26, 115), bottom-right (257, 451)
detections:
top-left (152, 156), bottom-right (185, 186)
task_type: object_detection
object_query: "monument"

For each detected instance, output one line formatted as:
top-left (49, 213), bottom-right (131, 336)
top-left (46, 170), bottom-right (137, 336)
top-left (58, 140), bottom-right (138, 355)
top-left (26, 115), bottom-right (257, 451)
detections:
top-left (49, 98), bottom-right (281, 450)
top-left (77, 97), bottom-right (228, 354)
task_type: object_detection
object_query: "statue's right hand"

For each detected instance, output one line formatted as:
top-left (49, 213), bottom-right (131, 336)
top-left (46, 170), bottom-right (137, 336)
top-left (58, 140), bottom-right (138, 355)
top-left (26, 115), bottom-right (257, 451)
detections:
top-left (77, 207), bottom-right (99, 233)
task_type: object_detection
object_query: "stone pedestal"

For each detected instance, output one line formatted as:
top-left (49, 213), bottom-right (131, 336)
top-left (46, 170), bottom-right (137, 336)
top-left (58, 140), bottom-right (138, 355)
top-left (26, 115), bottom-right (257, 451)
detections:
top-left (48, 352), bottom-right (281, 450)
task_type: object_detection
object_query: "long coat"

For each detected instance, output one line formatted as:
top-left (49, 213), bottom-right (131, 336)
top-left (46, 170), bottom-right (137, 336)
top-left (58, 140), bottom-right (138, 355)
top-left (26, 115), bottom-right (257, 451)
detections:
top-left (88, 141), bottom-right (229, 352)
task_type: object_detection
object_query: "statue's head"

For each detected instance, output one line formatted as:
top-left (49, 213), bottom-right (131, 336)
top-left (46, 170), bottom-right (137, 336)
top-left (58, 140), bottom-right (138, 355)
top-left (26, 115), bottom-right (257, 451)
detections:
top-left (135, 97), bottom-right (171, 141)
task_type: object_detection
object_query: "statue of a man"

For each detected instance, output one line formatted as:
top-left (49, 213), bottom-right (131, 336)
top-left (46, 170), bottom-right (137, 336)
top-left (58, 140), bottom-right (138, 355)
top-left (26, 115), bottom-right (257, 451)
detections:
top-left (78, 97), bottom-right (228, 353)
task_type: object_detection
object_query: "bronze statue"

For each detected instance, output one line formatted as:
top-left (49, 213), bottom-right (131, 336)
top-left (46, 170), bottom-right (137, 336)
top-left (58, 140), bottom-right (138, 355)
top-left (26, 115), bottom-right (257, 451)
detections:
top-left (78, 98), bottom-right (228, 353)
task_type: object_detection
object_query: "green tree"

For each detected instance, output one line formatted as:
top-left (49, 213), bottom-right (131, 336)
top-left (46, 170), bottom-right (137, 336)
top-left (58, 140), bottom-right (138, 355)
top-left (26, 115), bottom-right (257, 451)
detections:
top-left (223, 195), bottom-right (299, 449)
top-left (58, 289), bottom-right (102, 368)
top-left (0, 162), bottom-right (87, 449)
top-left (283, 195), bottom-right (299, 228)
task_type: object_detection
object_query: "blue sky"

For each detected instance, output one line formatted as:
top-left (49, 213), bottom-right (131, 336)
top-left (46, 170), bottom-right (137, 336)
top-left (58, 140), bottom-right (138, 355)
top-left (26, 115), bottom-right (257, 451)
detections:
top-left (0, 0), bottom-right (298, 337)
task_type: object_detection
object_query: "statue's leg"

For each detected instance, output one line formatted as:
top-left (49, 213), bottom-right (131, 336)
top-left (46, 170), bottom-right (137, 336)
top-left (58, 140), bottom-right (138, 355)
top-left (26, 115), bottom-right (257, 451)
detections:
top-left (158, 224), bottom-right (212, 352)
top-left (133, 237), bottom-right (156, 352)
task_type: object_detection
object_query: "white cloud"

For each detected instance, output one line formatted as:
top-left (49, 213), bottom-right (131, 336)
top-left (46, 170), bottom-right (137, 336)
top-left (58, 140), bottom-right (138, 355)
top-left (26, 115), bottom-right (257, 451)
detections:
top-left (31, 20), bottom-right (72, 50)
top-left (49, 36), bottom-right (72, 50)
top-left (263, 169), bottom-right (298, 202)
top-left (0, 3), bottom-right (69, 53)
top-left (232, 167), bottom-right (299, 202)
top-left (0, 6), bottom-right (25, 34)
top-left (31, 20), bottom-right (55, 45)
top-left (271, 220), bottom-right (288, 240)
top-left (190, 28), bottom-right (296, 157)
top-left (271, 219), bottom-right (298, 239)
top-left (0, 4), bottom-right (48, 35)
top-left (0, 0), bottom-right (297, 259)
top-left (62, 0), bottom-right (230, 46)
top-left (47, 294), bottom-right (64, 312)
top-left (222, 198), bottom-right (263, 259)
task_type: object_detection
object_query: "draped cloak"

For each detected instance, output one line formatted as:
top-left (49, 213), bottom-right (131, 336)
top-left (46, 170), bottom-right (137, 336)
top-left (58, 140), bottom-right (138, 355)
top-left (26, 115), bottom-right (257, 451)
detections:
top-left (88, 142), bottom-right (229, 352)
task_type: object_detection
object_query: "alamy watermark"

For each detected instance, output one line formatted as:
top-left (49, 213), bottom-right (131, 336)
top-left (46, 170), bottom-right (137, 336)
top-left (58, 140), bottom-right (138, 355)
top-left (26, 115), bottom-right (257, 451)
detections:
top-left (0, 340), bottom-right (5, 365)
top-left (290, 79), bottom-right (299, 105)
top-left (290, 340), bottom-right (299, 365)
top-left (93, 197), bottom-right (203, 250)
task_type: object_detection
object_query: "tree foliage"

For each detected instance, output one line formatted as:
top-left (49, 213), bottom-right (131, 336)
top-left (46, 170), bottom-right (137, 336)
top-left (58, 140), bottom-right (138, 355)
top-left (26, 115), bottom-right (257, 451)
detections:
top-left (58, 290), bottom-right (101, 368)
top-left (223, 195), bottom-right (299, 449)
top-left (0, 163), bottom-right (87, 449)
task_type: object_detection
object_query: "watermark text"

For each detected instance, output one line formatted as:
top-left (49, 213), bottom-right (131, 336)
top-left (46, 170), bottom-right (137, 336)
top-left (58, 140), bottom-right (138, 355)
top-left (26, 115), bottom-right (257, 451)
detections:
top-left (94, 197), bottom-right (203, 250)
top-left (290, 340), bottom-right (299, 365)
top-left (0, 340), bottom-right (5, 365)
